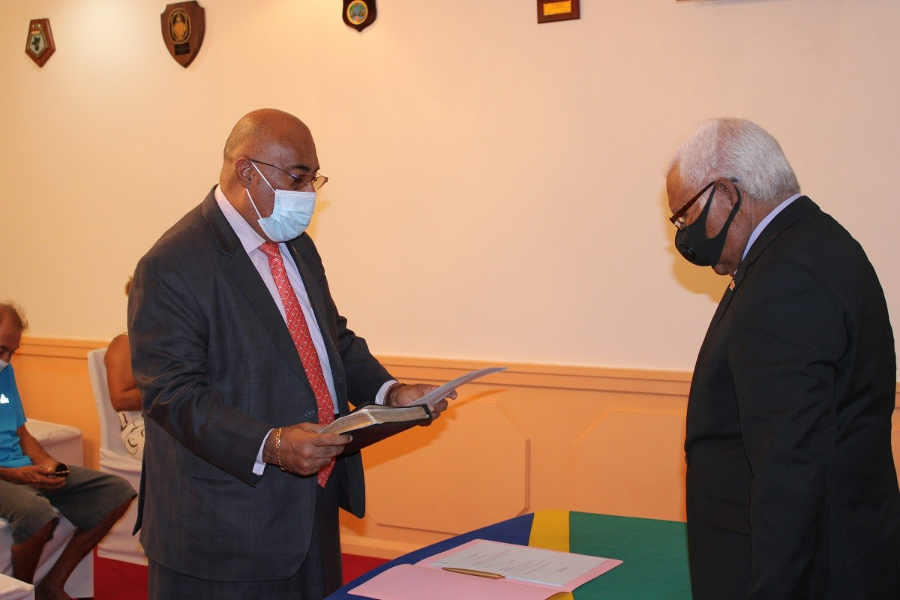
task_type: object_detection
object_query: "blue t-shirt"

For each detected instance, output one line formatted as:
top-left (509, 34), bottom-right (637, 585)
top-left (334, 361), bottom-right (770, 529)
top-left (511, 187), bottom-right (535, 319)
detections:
top-left (0, 365), bottom-right (32, 467)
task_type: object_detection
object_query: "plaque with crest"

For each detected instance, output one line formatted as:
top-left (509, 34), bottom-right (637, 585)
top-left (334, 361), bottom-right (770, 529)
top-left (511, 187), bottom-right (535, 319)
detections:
top-left (343, 0), bottom-right (377, 32)
top-left (25, 19), bottom-right (56, 67)
top-left (160, 1), bottom-right (206, 68)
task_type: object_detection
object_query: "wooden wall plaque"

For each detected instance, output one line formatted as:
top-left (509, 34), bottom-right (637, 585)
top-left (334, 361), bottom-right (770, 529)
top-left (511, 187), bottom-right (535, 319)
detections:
top-left (25, 19), bottom-right (56, 67)
top-left (160, 1), bottom-right (205, 68)
top-left (537, 0), bottom-right (580, 24)
top-left (344, 0), bottom-right (377, 32)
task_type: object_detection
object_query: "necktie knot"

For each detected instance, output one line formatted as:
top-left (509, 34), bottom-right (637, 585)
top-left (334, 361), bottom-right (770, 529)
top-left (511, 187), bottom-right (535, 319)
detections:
top-left (259, 241), bottom-right (280, 259)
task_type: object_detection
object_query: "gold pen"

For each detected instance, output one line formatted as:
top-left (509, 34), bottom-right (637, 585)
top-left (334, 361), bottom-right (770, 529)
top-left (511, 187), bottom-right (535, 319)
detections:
top-left (442, 567), bottom-right (505, 580)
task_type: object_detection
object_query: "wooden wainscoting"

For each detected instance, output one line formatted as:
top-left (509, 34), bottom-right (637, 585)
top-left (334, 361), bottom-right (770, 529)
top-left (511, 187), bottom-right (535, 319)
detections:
top-left (11, 338), bottom-right (900, 559)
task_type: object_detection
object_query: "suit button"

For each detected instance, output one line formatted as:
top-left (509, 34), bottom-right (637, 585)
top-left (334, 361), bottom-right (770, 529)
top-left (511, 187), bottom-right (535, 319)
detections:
top-left (304, 409), bottom-right (316, 419)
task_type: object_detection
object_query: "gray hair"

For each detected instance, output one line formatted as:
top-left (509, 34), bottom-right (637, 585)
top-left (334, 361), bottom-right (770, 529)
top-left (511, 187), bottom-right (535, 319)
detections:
top-left (667, 118), bottom-right (800, 203)
top-left (0, 302), bottom-right (28, 333)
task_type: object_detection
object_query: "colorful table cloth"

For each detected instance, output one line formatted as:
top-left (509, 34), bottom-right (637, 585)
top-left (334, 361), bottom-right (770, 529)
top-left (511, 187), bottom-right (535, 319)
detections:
top-left (328, 510), bottom-right (691, 600)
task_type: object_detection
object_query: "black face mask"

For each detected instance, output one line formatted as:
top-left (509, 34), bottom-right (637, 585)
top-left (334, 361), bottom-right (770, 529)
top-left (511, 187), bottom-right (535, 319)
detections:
top-left (674, 187), bottom-right (742, 266)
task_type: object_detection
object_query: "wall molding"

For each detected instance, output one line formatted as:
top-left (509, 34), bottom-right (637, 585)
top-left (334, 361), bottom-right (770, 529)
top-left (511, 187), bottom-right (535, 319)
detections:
top-left (13, 337), bottom-right (900, 559)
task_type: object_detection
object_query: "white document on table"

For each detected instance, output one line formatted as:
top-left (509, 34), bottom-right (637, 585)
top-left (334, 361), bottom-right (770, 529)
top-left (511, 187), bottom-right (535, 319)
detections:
top-left (407, 367), bottom-right (507, 407)
top-left (351, 539), bottom-right (623, 600)
top-left (427, 539), bottom-right (610, 587)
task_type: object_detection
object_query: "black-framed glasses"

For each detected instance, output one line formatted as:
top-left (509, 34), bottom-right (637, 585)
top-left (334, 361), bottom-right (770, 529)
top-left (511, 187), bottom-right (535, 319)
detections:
top-left (249, 158), bottom-right (329, 191)
top-left (669, 181), bottom-right (716, 231)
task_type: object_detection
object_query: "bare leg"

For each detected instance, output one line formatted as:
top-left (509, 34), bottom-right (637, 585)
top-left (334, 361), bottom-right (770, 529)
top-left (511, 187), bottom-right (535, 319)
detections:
top-left (34, 497), bottom-right (134, 600)
top-left (11, 519), bottom-right (55, 584)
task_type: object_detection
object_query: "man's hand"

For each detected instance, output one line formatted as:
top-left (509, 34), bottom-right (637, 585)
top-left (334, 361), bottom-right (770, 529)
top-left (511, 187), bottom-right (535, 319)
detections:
top-left (0, 464), bottom-right (66, 492)
top-left (386, 383), bottom-right (455, 417)
top-left (266, 423), bottom-right (351, 476)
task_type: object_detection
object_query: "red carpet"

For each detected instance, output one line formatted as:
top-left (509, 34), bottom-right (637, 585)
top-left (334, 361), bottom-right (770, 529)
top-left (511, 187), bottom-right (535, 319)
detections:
top-left (93, 552), bottom-right (388, 599)
top-left (93, 553), bottom-right (147, 600)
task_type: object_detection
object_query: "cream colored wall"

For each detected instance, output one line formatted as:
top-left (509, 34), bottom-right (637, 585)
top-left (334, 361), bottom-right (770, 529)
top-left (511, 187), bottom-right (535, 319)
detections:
top-left (2, 1), bottom-right (899, 371)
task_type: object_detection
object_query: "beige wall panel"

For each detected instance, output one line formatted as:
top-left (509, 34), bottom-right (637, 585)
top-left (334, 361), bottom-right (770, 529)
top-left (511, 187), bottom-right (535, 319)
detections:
top-left (365, 400), bottom-right (529, 535)
top-left (10, 341), bottom-right (900, 558)
top-left (574, 410), bottom-right (687, 522)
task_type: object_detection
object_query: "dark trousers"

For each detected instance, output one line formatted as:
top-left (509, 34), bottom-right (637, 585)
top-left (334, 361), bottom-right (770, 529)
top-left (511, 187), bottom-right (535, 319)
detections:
top-left (148, 474), bottom-right (342, 600)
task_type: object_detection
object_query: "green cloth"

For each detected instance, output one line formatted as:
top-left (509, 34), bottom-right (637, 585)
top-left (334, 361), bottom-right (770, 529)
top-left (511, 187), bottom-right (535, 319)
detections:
top-left (569, 512), bottom-right (692, 600)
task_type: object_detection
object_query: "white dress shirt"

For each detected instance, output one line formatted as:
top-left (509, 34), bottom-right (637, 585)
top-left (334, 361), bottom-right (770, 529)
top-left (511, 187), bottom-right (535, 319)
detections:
top-left (741, 193), bottom-right (802, 263)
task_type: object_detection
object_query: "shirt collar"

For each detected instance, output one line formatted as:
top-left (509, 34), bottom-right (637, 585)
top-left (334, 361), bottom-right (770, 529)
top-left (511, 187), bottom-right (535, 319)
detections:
top-left (214, 185), bottom-right (267, 254)
top-left (741, 193), bottom-right (802, 262)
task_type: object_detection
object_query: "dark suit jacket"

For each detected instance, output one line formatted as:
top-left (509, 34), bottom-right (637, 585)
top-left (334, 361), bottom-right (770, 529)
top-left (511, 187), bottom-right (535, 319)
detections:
top-left (685, 197), bottom-right (900, 600)
top-left (128, 188), bottom-right (392, 581)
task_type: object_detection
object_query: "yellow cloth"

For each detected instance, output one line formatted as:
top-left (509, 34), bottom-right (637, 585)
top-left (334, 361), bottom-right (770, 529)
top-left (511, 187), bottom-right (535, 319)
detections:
top-left (528, 510), bottom-right (574, 600)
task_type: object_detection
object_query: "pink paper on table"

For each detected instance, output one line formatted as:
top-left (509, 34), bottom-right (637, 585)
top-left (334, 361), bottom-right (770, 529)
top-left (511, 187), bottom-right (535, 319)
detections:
top-left (348, 563), bottom-right (554, 600)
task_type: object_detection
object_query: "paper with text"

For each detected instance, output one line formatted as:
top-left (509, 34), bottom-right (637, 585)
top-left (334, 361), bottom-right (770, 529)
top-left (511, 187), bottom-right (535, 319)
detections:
top-left (408, 367), bottom-right (507, 407)
top-left (426, 539), bottom-right (609, 587)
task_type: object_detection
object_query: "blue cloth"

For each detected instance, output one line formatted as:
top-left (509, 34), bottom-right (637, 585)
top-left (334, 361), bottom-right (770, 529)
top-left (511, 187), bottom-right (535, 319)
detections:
top-left (0, 365), bottom-right (31, 467)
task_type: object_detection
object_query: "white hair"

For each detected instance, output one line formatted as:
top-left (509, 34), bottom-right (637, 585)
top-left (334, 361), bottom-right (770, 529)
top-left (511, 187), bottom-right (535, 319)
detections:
top-left (0, 302), bottom-right (28, 332)
top-left (667, 118), bottom-right (800, 203)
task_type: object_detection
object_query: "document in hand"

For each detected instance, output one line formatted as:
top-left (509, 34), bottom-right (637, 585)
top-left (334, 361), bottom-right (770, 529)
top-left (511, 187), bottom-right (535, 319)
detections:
top-left (407, 367), bottom-right (507, 407)
top-left (320, 404), bottom-right (432, 454)
top-left (349, 539), bottom-right (622, 600)
top-left (323, 367), bottom-right (507, 455)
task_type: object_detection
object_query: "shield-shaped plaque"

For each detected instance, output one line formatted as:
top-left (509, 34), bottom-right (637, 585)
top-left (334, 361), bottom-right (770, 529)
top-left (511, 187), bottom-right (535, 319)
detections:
top-left (343, 0), bottom-right (377, 32)
top-left (25, 19), bottom-right (56, 68)
top-left (160, 1), bottom-right (205, 68)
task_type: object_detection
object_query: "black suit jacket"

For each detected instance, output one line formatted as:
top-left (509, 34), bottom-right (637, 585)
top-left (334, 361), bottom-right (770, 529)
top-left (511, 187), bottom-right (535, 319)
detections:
top-left (685, 197), bottom-right (900, 600)
top-left (128, 188), bottom-right (392, 581)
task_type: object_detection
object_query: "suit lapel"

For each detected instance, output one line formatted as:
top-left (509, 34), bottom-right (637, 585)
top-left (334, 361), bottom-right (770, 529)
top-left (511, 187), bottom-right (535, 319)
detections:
top-left (201, 193), bottom-right (314, 394)
top-left (696, 284), bottom-right (736, 363)
top-left (696, 196), bottom-right (819, 362)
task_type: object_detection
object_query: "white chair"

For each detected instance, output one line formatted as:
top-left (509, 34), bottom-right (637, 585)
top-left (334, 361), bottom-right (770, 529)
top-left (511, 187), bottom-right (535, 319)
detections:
top-left (86, 348), bottom-right (147, 566)
top-left (0, 420), bottom-right (93, 598)
top-left (0, 573), bottom-right (33, 600)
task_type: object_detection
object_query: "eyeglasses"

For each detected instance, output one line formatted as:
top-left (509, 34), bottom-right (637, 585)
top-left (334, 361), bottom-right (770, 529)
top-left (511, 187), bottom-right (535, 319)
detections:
top-left (669, 181), bottom-right (716, 231)
top-left (249, 159), bottom-right (329, 191)
top-left (669, 178), bottom-right (740, 230)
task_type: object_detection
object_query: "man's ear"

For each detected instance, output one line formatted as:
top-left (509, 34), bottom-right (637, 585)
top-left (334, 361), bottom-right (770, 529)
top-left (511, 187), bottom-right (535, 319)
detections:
top-left (234, 157), bottom-right (254, 188)
top-left (714, 178), bottom-right (740, 209)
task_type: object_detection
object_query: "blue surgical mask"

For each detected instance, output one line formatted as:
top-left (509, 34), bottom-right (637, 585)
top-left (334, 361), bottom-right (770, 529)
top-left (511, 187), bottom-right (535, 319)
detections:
top-left (246, 162), bottom-right (316, 242)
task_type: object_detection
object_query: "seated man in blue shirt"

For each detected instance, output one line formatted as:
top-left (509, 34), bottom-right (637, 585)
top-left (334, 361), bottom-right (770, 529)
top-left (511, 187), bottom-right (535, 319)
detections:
top-left (0, 302), bottom-right (136, 600)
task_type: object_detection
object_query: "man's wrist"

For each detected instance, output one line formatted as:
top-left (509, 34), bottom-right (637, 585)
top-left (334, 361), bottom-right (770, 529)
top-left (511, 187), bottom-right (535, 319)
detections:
top-left (385, 382), bottom-right (404, 406)
top-left (262, 429), bottom-right (277, 464)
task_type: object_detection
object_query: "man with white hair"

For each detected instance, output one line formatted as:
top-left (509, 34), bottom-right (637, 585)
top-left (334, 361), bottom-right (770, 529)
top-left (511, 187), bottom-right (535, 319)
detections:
top-left (666, 118), bottom-right (900, 599)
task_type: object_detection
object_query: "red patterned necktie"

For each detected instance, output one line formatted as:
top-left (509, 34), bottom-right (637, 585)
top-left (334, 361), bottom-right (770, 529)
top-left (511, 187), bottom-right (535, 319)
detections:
top-left (260, 241), bottom-right (335, 486)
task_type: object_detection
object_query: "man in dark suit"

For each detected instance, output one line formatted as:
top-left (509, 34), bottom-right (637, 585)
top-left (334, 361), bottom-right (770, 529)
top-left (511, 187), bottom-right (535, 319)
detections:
top-left (666, 118), bottom-right (900, 599)
top-left (128, 108), bottom-right (449, 599)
